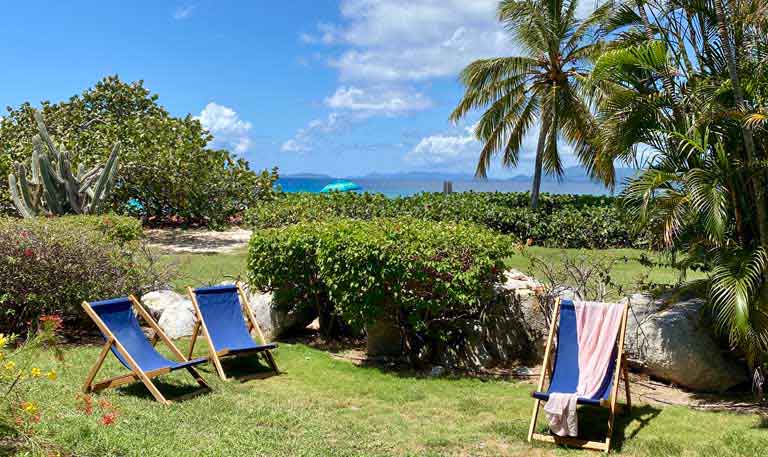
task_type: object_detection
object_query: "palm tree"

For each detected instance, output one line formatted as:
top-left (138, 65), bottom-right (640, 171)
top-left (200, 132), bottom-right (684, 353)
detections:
top-left (450, 0), bottom-right (606, 208)
top-left (589, 1), bottom-right (768, 392)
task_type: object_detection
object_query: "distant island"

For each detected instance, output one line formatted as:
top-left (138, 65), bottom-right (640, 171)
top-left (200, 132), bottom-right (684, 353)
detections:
top-left (341, 166), bottom-right (637, 184)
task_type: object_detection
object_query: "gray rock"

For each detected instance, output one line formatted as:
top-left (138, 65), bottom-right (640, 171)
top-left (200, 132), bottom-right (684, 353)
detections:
top-left (430, 365), bottom-right (446, 377)
top-left (140, 290), bottom-right (196, 338)
top-left (622, 293), bottom-right (747, 392)
top-left (237, 283), bottom-right (317, 339)
top-left (436, 290), bottom-right (537, 370)
top-left (141, 290), bottom-right (193, 320)
top-left (157, 304), bottom-right (196, 339)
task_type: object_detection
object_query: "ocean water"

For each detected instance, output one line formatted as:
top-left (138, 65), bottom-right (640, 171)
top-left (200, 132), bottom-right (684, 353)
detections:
top-left (277, 177), bottom-right (615, 197)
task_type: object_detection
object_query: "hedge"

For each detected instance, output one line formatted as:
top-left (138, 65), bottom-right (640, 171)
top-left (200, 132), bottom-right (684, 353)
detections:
top-left (0, 216), bottom-right (160, 333)
top-left (244, 192), bottom-right (649, 249)
top-left (247, 218), bottom-right (515, 365)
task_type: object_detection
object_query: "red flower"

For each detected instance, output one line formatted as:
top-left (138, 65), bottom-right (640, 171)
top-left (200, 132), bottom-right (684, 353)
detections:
top-left (40, 314), bottom-right (63, 331)
top-left (101, 412), bottom-right (117, 426)
top-left (23, 248), bottom-right (34, 257)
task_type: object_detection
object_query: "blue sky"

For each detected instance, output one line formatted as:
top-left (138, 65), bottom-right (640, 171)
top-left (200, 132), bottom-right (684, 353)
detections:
top-left (0, 1), bottom-right (593, 178)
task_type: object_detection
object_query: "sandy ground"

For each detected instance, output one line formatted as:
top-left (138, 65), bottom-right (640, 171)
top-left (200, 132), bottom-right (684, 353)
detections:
top-left (144, 227), bottom-right (252, 253)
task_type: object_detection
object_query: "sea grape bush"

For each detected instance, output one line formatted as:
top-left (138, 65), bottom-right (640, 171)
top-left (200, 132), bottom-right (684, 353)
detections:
top-left (244, 192), bottom-right (648, 249)
top-left (247, 218), bottom-right (515, 364)
top-left (0, 217), bottom-right (161, 333)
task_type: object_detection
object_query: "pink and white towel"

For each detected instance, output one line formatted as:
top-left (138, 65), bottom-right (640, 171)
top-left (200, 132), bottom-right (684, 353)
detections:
top-left (544, 301), bottom-right (624, 437)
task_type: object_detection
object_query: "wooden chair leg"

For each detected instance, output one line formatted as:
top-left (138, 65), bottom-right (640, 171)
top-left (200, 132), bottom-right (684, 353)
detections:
top-left (527, 399), bottom-right (542, 442)
top-left (263, 351), bottom-right (279, 373)
top-left (605, 402), bottom-right (617, 453)
top-left (83, 340), bottom-right (113, 393)
top-left (209, 351), bottom-right (227, 380)
top-left (187, 322), bottom-right (200, 360)
top-left (185, 366), bottom-right (210, 389)
top-left (623, 360), bottom-right (632, 412)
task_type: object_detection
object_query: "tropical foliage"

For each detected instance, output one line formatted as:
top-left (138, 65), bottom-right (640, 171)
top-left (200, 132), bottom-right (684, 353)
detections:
top-left (451, 0), bottom-right (604, 207)
top-left (0, 76), bottom-right (277, 226)
top-left (248, 218), bottom-right (516, 365)
top-left (580, 0), bottom-right (768, 389)
top-left (244, 191), bottom-right (650, 249)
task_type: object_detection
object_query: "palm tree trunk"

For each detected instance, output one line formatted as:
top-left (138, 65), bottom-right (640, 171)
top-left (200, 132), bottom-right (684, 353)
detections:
top-left (714, 0), bottom-right (768, 247)
top-left (530, 125), bottom-right (547, 209)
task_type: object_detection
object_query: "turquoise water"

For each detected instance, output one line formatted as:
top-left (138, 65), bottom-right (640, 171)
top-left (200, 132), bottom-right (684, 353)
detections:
top-left (278, 177), bottom-right (615, 197)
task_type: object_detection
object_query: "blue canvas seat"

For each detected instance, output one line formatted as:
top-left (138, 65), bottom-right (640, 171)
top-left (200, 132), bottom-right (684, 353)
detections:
top-left (187, 284), bottom-right (279, 380)
top-left (82, 296), bottom-right (210, 405)
top-left (532, 301), bottom-right (617, 407)
top-left (528, 299), bottom-right (631, 453)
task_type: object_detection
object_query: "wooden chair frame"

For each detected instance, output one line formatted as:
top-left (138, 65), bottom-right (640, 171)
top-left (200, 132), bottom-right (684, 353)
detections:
top-left (527, 298), bottom-right (632, 453)
top-left (82, 296), bottom-right (210, 405)
top-left (186, 282), bottom-right (279, 381)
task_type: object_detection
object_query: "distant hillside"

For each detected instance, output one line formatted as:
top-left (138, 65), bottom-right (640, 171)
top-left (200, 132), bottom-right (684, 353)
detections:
top-left (349, 166), bottom-right (638, 184)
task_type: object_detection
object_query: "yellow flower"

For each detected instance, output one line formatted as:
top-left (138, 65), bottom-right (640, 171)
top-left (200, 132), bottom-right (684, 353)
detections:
top-left (30, 367), bottom-right (41, 378)
top-left (21, 401), bottom-right (38, 414)
top-left (47, 370), bottom-right (57, 381)
top-left (0, 334), bottom-right (6, 347)
top-left (4, 361), bottom-right (15, 371)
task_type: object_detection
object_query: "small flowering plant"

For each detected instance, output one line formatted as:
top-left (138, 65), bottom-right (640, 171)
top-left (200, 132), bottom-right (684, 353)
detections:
top-left (0, 315), bottom-right (62, 437)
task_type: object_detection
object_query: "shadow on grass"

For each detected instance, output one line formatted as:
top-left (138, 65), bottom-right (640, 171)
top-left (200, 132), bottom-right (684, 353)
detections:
top-left (218, 353), bottom-right (280, 383)
top-left (567, 404), bottom-right (661, 451)
top-left (117, 376), bottom-right (212, 403)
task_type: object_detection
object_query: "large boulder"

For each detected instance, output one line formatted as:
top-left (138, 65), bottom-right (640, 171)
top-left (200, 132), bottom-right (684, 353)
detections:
top-left (622, 293), bottom-right (747, 392)
top-left (436, 290), bottom-right (537, 369)
top-left (140, 290), bottom-right (196, 339)
top-left (237, 283), bottom-right (317, 340)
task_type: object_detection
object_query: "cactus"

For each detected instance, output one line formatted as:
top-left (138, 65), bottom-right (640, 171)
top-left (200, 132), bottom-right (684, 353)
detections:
top-left (7, 110), bottom-right (120, 217)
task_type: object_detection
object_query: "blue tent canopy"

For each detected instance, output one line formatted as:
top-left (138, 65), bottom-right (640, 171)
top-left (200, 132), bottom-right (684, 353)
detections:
top-left (320, 180), bottom-right (362, 193)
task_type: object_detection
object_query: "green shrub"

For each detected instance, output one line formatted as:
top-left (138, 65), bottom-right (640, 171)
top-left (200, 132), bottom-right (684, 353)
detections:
top-left (53, 214), bottom-right (144, 245)
top-left (0, 217), bottom-right (162, 333)
top-left (248, 221), bottom-right (339, 336)
top-left (244, 192), bottom-right (649, 249)
top-left (247, 218), bottom-right (515, 364)
top-left (1, 76), bottom-right (278, 226)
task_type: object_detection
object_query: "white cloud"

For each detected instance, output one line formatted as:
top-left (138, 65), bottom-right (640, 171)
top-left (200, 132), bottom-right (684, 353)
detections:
top-left (306, 0), bottom-right (514, 82)
top-left (406, 124), bottom-right (479, 168)
top-left (197, 102), bottom-right (253, 154)
top-left (173, 5), bottom-right (196, 20)
top-left (405, 123), bottom-right (579, 174)
top-left (281, 113), bottom-right (343, 153)
top-left (324, 86), bottom-right (431, 116)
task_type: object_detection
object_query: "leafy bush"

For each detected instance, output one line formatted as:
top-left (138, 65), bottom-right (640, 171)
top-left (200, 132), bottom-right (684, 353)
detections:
top-left (53, 214), bottom-right (144, 245)
top-left (0, 217), bottom-right (163, 333)
top-left (244, 192), bottom-right (648, 249)
top-left (247, 218), bottom-right (515, 364)
top-left (1, 76), bottom-right (278, 226)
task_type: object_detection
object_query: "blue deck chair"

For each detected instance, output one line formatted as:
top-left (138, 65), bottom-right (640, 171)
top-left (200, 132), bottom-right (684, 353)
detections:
top-left (82, 296), bottom-right (210, 405)
top-left (186, 283), bottom-right (278, 380)
top-left (528, 299), bottom-right (631, 453)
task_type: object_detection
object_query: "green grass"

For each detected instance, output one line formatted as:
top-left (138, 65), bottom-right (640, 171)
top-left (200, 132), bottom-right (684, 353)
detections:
top-left (162, 246), bottom-right (700, 296)
top-left (17, 247), bottom-right (729, 456)
top-left (23, 341), bottom-right (768, 457)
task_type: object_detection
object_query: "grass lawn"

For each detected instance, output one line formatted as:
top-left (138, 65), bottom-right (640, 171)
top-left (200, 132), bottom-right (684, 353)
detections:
top-left (24, 340), bottom-right (767, 457)
top-left (162, 246), bottom-right (701, 296)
